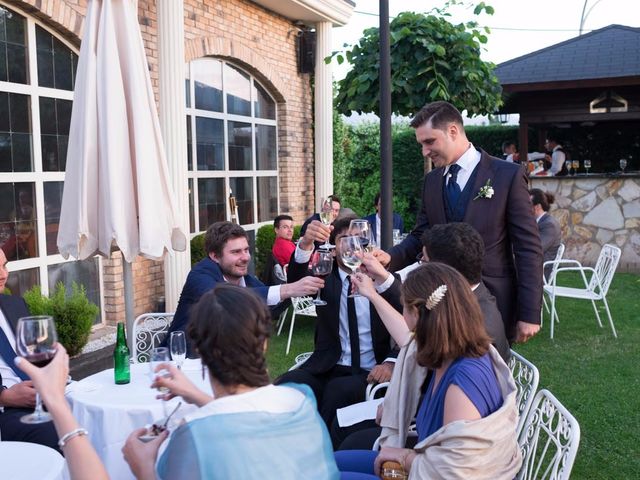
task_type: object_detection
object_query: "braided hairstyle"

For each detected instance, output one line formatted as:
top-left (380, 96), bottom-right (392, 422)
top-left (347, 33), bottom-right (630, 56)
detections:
top-left (402, 262), bottom-right (491, 369)
top-left (188, 284), bottom-right (271, 390)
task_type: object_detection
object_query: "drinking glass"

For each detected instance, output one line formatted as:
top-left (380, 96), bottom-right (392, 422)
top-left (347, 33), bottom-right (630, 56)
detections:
top-left (619, 158), bottom-right (628, 173)
top-left (392, 229), bottom-right (401, 245)
top-left (584, 159), bottom-right (591, 174)
top-left (169, 332), bottom-right (186, 370)
top-left (309, 250), bottom-right (333, 306)
top-left (149, 347), bottom-right (171, 416)
top-left (318, 196), bottom-right (335, 250)
top-left (339, 235), bottom-right (363, 298)
top-left (16, 316), bottom-right (58, 424)
top-left (572, 160), bottom-right (580, 174)
top-left (349, 219), bottom-right (374, 252)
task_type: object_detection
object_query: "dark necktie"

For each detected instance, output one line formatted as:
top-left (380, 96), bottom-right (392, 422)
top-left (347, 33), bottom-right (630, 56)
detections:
top-left (446, 163), bottom-right (462, 208)
top-left (0, 327), bottom-right (29, 381)
top-left (346, 277), bottom-right (360, 374)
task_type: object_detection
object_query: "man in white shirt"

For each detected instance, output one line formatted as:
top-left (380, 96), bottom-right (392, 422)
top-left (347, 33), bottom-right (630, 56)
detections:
top-left (544, 136), bottom-right (569, 176)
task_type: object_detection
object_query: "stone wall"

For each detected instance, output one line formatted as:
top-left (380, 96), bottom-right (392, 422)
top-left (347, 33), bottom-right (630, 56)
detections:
top-left (531, 176), bottom-right (640, 272)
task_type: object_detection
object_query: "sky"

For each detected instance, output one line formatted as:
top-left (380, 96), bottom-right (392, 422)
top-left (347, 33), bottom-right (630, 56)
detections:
top-left (331, 0), bottom-right (640, 122)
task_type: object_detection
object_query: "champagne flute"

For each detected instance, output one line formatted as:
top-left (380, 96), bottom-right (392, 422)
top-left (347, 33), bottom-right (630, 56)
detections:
top-left (16, 316), bottom-right (58, 424)
top-left (339, 235), bottom-right (364, 298)
top-left (584, 159), bottom-right (591, 174)
top-left (349, 219), bottom-right (374, 252)
top-left (149, 347), bottom-right (171, 416)
top-left (169, 332), bottom-right (186, 370)
top-left (572, 160), bottom-right (580, 175)
top-left (309, 250), bottom-right (333, 306)
top-left (318, 196), bottom-right (335, 250)
top-left (619, 158), bottom-right (627, 173)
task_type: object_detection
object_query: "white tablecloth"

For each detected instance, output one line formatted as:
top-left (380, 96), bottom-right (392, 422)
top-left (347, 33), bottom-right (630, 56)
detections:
top-left (67, 359), bottom-right (210, 480)
top-left (0, 441), bottom-right (66, 480)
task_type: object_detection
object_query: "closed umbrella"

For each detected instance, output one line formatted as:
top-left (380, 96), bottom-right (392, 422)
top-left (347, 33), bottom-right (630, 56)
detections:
top-left (57, 0), bottom-right (187, 337)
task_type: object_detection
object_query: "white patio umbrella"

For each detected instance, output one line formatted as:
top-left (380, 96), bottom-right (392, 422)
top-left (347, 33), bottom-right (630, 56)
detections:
top-left (57, 0), bottom-right (187, 337)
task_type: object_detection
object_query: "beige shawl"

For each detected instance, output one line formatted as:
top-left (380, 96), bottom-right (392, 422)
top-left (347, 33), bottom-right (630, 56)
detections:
top-left (379, 342), bottom-right (522, 480)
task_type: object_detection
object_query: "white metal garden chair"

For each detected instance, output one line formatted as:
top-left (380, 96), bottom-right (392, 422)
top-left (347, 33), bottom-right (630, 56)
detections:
top-left (276, 296), bottom-right (317, 355)
top-left (544, 243), bottom-right (620, 339)
top-left (508, 349), bottom-right (540, 436)
top-left (131, 313), bottom-right (174, 363)
top-left (517, 389), bottom-right (581, 480)
top-left (288, 351), bottom-right (313, 371)
top-left (541, 243), bottom-right (566, 325)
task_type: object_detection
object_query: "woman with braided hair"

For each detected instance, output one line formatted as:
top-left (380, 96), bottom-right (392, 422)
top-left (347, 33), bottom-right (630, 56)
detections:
top-left (123, 284), bottom-right (339, 480)
top-left (338, 263), bottom-right (521, 480)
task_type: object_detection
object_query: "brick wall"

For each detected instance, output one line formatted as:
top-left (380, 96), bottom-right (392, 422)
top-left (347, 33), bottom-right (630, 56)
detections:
top-left (10, 0), bottom-right (316, 324)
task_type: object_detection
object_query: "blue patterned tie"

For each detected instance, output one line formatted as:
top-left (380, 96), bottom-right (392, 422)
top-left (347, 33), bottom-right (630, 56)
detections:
top-left (446, 163), bottom-right (462, 208)
top-left (0, 327), bottom-right (29, 381)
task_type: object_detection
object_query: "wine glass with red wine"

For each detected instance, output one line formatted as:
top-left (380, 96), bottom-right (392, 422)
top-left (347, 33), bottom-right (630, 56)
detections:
top-left (309, 250), bottom-right (333, 306)
top-left (16, 315), bottom-right (58, 424)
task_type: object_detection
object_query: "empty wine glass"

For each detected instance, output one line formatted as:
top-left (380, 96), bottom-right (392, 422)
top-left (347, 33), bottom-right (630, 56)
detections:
top-left (584, 159), bottom-right (591, 174)
top-left (619, 158), bottom-right (628, 173)
top-left (318, 196), bottom-right (335, 250)
top-left (339, 235), bottom-right (363, 298)
top-left (16, 316), bottom-right (58, 424)
top-left (149, 347), bottom-right (171, 416)
top-left (169, 332), bottom-right (186, 370)
top-left (309, 250), bottom-right (333, 306)
top-left (349, 219), bottom-right (374, 252)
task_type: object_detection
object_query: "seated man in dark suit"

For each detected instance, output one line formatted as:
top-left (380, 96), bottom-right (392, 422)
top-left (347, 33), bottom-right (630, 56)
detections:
top-left (0, 248), bottom-right (59, 451)
top-left (276, 215), bottom-right (402, 436)
top-left (363, 192), bottom-right (403, 245)
top-left (165, 222), bottom-right (323, 357)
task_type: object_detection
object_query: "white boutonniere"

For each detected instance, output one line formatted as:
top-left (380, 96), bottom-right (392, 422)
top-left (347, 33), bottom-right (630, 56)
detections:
top-left (474, 179), bottom-right (494, 200)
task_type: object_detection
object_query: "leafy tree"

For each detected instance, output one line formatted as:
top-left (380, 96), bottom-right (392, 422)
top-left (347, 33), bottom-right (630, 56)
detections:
top-left (331, 2), bottom-right (502, 117)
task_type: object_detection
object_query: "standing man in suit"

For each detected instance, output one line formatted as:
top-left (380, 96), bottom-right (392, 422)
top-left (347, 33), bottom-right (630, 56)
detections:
top-left (530, 189), bottom-right (562, 279)
top-left (0, 248), bottom-right (59, 451)
top-left (374, 101), bottom-right (543, 343)
top-left (165, 222), bottom-right (323, 356)
top-left (363, 193), bottom-right (403, 245)
top-left (276, 215), bottom-right (402, 432)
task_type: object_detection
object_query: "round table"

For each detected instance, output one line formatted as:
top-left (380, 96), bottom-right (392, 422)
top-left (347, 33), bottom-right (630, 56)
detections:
top-left (66, 359), bottom-right (210, 480)
top-left (0, 441), bottom-right (66, 480)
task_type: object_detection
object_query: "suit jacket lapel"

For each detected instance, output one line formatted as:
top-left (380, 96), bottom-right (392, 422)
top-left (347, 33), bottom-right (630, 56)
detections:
top-left (464, 151), bottom-right (495, 223)
top-left (0, 295), bottom-right (18, 334)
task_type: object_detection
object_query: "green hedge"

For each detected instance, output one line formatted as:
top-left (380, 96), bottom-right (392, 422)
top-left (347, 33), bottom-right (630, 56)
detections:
top-left (190, 234), bottom-right (206, 266)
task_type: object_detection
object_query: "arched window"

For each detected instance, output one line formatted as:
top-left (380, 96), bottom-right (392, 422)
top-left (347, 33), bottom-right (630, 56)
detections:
top-left (0, 3), bottom-right (102, 321)
top-left (185, 58), bottom-right (279, 240)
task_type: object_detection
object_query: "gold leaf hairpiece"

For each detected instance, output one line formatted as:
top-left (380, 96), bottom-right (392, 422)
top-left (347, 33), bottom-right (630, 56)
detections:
top-left (425, 285), bottom-right (447, 311)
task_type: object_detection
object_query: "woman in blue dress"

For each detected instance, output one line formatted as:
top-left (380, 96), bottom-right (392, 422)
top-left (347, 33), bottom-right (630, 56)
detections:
top-left (338, 262), bottom-right (521, 479)
top-left (123, 284), bottom-right (339, 480)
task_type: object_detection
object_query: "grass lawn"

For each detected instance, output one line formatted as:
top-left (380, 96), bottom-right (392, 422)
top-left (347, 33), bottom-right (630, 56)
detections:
top-left (266, 272), bottom-right (640, 479)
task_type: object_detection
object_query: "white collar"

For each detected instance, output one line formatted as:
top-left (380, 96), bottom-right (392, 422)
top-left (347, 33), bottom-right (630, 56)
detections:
top-left (443, 143), bottom-right (479, 175)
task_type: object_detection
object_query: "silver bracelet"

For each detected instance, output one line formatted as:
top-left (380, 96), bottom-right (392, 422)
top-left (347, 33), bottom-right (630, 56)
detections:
top-left (58, 428), bottom-right (89, 448)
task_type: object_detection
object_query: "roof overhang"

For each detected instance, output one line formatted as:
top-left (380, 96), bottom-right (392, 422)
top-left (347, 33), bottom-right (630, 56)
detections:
top-left (250, 0), bottom-right (355, 27)
top-left (501, 76), bottom-right (640, 93)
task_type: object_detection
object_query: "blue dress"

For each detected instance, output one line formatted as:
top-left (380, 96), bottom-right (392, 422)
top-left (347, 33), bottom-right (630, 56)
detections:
top-left (335, 353), bottom-right (503, 477)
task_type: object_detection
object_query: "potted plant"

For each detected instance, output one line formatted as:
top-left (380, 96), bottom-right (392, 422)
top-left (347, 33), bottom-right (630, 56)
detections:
top-left (23, 282), bottom-right (99, 356)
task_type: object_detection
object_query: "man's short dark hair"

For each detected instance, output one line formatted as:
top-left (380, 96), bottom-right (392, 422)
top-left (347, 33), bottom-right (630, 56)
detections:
top-left (409, 101), bottom-right (464, 131)
top-left (501, 141), bottom-right (516, 152)
top-left (328, 194), bottom-right (341, 205)
top-left (546, 134), bottom-right (561, 145)
top-left (204, 221), bottom-right (248, 256)
top-left (420, 223), bottom-right (484, 284)
top-left (373, 193), bottom-right (381, 206)
top-left (273, 214), bottom-right (293, 229)
top-left (329, 214), bottom-right (357, 245)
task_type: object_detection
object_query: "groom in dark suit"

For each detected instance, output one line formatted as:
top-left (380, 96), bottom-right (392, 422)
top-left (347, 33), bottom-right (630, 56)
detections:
top-left (375, 101), bottom-right (543, 343)
top-left (0, 248), bottom-right (59, 451)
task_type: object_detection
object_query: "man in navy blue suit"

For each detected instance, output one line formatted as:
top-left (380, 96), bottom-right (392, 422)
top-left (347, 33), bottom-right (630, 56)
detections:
top-left (166, 222), bottom-right (323, 356)
top-left (375, 101), bottom-right (543, 343)
top-left (363, 192), bottom-right (404, 245)
top-left (0, 248), bottom-right (59, 451)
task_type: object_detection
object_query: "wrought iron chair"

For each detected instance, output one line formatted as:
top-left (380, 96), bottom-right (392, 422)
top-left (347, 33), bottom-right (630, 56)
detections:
top-left (508, 349), bottom-right (540, 436)
top-left (131, 313), bottom-right (174, 363)
top-left (517, 389), bottom-right (580, 480)
top-left (276, 296), bottom-right (317, 355)
top-left (544, 243), bottom-right (621, 339)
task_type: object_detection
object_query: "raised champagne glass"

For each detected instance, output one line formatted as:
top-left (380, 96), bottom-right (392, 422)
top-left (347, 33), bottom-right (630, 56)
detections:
top-left (339, 235), bottom-right (364, 298)
top-left (309, 250), bottom-right (333, 306)
top-left (16, 316), bottom-right (58, 424)
top-left (319, 196), bottom-right (335, 250)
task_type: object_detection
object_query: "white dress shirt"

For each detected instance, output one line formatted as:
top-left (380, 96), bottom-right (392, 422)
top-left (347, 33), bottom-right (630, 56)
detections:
top-left (443, 144), bottom-right (482, 191)
top-left (0, 308), bottom-right (21, 389)
top-left (222, 274), bottom-right (281, 306)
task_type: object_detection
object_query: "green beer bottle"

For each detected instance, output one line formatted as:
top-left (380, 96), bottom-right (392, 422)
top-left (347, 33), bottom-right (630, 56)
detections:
top-left (114, 322), bottom-right (131, 384)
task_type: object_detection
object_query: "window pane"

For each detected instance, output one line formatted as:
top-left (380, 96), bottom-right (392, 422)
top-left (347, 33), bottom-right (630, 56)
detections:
top-left (257, 177), bottom-right (278, 223)
top-left (188, 178), bottom-right (195, 233)
top-left (195, 117), bottom-right (224, 170)
top-left (229, 177), bottom-right (254, 225)
top-left (40, 97), bottom-right (72, 171)
top-left (0, 183), bottom-right (38, 261)
top-left (4, 267), bottom-right (39, 298)
top-left (228, 121), bottom-right (252, 170)
top-left (186, 116), bottom-right (192, 170)
top-left (0, 92), bottom-right (32, 172)
top-left (6, 43), bottom-right (27, 84)
top-left (193, 58), bottom-right (222, 112)
top-left (48, 258), bottom-right (102, 325)
top-left (256, 125), bottom-right (276, 170)
top-left (44, 182), bottom-right (63, 255)
top-left (0, 7), bottom-right (28, 84)
top-left (35, 25), bottom-right (77, 90)
top-left (197, 178), bottom-right (225, 229)
top-left (253, 82), bottom-right (275, 119)
top-left (53, 36), bottom-right (73, 90)
top-left (224, 64), bottom-right (251, 116)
